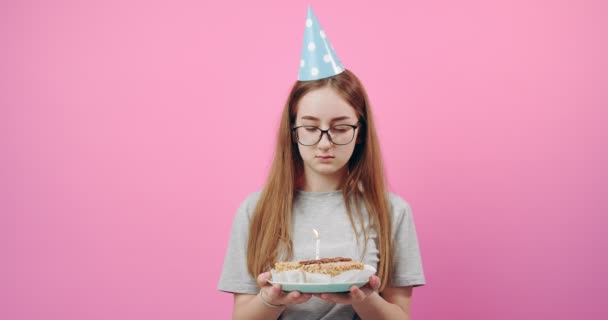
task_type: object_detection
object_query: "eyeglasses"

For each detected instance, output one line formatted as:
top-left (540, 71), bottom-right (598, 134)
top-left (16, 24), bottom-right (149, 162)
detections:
top-left (292, 124), bottom-right (359, 146)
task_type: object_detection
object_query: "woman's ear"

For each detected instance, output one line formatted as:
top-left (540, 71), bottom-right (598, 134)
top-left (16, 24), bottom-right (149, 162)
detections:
top-left (355, 123), bottom-right (364, 144)
top-left (356, 130), bottom-right (363, 144)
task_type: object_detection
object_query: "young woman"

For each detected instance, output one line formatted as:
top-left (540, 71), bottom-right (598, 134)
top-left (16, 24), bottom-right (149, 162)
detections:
top-left (218, 69), bottom-right (426, 319)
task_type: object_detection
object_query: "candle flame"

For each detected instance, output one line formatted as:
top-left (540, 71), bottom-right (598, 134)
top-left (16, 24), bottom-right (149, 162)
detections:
top-left (312, 228), bottom-right (319, 239)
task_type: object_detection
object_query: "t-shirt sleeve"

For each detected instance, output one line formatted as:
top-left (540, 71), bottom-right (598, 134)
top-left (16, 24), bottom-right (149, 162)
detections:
top-left (217, 192), bottom-right (261, 294)
top-left (389, 194), bottom-right (426, 287)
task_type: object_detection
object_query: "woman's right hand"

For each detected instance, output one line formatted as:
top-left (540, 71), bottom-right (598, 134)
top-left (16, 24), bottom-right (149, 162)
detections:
top-left (257, 272), bottom-right (312, 306)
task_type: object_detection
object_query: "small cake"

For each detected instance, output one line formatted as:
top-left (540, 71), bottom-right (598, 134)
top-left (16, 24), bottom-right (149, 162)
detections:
top-left (274, 257), bottom-right (364, 277)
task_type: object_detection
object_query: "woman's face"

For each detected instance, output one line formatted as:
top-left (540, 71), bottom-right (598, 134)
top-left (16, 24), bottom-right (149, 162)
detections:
top-left (294, 86), bottom-right (360, 180)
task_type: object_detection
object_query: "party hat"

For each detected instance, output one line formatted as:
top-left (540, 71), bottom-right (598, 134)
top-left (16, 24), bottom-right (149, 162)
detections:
top-left (298, 6), bottom-right (345, 81)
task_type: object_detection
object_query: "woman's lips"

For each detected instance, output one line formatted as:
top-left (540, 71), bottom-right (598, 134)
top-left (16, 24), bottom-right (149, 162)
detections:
top-left (316, 156), bottom-right (335, 162)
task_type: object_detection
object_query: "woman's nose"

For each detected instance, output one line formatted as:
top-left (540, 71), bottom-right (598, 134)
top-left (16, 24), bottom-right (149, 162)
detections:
top-left (317, 131), bottom-right (333, 149)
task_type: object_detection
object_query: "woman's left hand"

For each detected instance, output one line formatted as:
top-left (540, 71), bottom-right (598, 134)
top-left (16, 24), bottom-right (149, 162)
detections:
top-left (314, 275), bottom-right (380, 305)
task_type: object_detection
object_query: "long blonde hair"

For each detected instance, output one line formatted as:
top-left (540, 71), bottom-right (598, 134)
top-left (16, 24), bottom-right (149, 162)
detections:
top-left (246, 69), bottom-right (393, 291)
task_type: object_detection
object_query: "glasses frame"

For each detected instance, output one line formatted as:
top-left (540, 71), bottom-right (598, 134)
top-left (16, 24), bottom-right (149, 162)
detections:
top-left (291, 124), bottom-right (359, 146)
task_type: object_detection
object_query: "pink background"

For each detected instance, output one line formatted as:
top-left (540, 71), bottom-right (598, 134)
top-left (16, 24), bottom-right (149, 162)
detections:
top-left (2, 0), bottom-right (606, 319)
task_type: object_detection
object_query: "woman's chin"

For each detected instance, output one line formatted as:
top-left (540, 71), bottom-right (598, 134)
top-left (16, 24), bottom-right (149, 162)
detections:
top-left (310, 163), bottom-right (347, 176)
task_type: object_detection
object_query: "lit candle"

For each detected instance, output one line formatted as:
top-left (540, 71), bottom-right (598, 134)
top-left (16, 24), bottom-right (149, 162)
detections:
top-left (312, 229), bottom-right (320, 260)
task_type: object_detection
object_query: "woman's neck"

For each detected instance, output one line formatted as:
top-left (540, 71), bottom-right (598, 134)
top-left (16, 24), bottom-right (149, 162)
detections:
top-left (300, 168), bottom-right (347, 192)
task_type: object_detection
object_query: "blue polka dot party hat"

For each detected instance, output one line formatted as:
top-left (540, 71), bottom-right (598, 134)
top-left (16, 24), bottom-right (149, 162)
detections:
top-left (298, 5), bottom-right (345, 81)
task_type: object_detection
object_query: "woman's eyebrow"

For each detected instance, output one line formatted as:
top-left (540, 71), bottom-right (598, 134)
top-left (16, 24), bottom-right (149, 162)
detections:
top-left (300, 116), bottom-right (320, 121)
top-left (329, 116), bottom-right (352, 122)
top-left (300, 115), bottom-right (353, 121)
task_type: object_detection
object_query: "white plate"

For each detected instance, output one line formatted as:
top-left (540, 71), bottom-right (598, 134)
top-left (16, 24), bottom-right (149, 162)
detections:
top-left (267, 280), bottom-right (368, 293)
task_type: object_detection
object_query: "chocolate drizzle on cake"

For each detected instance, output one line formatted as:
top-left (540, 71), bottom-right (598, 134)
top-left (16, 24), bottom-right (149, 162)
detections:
top-left (299, 257), bottom-right (352, 265)
top-left (274, 257), bottom-right (363, 277)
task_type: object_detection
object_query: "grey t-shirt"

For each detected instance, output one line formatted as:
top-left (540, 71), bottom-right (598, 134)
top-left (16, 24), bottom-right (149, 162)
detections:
top-left (218, 190), bottom-right (426, 319)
